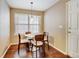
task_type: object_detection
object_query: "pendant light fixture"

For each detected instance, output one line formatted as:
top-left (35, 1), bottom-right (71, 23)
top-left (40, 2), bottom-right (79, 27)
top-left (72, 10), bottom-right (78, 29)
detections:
top-left (28, 1), bottom-right (34, 32)
top-left (30, 2), bottom-right (33, 21)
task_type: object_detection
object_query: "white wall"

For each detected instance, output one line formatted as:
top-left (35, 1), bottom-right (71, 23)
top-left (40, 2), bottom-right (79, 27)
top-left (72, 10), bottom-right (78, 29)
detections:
top-left (0, 0), bottom-right (10, 57)
top-left (44, 0), bottom-right (67, 52)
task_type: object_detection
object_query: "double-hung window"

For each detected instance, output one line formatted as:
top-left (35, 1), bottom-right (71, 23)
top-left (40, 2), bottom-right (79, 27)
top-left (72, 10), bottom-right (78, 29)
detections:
top-left (14, 13), bottom-right (40, 34)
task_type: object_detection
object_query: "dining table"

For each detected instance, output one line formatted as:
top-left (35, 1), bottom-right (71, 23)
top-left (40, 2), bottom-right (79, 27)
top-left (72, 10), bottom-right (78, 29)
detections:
top-left (24, 33), bottom-right (46, 56)
top-left (24, 34), bottom-right (34, 51)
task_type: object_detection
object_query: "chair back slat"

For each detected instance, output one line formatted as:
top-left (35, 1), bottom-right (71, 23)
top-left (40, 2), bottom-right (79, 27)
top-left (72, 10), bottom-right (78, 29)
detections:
top-left (35, 34), bottom-right (44, 41)
top-left (25, 32), bottom-right (31, 34)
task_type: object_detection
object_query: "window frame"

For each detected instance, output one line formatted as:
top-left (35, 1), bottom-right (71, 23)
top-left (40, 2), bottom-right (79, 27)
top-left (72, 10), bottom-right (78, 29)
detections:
top-left (14, 13), bottom-right (40, 34)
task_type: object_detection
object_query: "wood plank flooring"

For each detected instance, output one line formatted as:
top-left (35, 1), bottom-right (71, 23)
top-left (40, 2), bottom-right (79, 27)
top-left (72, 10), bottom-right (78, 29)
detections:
top-left (4, 44), bottom-right (70, 58)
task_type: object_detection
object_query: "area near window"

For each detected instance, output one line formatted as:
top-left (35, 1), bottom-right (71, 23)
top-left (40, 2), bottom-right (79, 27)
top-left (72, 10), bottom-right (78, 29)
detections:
top-left (14, 13), bottom-right (41, 34)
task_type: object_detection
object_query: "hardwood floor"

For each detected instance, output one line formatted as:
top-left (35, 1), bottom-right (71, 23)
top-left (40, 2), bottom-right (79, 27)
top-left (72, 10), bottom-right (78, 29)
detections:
top-left (4, 44), bottom-right (70, 58)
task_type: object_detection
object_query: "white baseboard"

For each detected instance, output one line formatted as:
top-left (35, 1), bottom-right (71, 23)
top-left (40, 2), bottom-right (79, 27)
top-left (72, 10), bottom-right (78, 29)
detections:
top-left (1, 43), bottom-right (18, 58)
top-left (1, 44), bottom-right (11, 58)
top-left (49, 43), bottom-right (67, 55)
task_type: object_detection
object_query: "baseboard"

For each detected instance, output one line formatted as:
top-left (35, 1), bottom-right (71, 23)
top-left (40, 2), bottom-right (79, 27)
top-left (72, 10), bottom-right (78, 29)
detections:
top-left (49, 43), bottom-right (67, 55)
top-left (1, 44), bottom-right (11, 58)
top-left (1, 43), bottom-right (18, 58)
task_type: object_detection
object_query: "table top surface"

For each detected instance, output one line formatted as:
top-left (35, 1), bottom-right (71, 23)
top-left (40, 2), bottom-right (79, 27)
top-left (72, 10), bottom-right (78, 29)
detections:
top-left (24, 34), bottom-right (35, 40)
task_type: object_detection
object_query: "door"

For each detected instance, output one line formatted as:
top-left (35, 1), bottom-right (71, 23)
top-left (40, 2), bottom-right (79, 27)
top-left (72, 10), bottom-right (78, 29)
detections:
top-left (66, 0), bottom-right (79, 57)
top-left (78, 0), bottom-right (79, 57)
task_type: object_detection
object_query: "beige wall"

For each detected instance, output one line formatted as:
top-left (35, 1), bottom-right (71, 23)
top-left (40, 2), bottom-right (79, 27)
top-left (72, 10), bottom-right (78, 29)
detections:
top-left (10, 8), bottom-right (44, 44)
top-left (0, 0), bottom-right (10, 57)
top-left (44, 0), bottom-right (67, 52)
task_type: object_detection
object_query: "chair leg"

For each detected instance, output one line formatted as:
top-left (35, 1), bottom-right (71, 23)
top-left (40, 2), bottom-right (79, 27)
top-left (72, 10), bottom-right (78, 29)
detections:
top-left (47, 40), bottom-right (49, 50)
top-left (36, 47), bottom-right (37, 58)
top-left (31, 45), bottom-right (33, 58)
top-left (39, 47), bottom-right (41, 57)
top-left (39, 47), bottom-right (41, 53)
top-left (18, 44), bottom-right (20, 54)
top-left (43, 43), bottom-right (45, 57)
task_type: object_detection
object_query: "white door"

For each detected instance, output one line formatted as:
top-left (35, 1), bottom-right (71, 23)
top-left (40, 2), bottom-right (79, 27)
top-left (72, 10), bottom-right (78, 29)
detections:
top-left (77, 0), bottom-right (79, 57)
top-left (66, 0), bottom-right (79, 57)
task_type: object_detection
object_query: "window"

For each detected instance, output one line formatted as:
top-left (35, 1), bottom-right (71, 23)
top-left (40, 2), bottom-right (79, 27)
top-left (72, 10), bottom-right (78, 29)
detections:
top-left (14, 13), bottom-right (40, 34)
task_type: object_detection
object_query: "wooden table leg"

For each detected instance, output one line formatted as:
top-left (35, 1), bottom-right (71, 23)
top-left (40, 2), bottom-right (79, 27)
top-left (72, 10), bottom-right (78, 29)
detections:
top-left (26, 42), bottom-right (30, 52)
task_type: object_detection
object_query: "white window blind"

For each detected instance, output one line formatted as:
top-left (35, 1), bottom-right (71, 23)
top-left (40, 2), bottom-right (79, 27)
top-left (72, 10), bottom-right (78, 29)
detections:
top-left (14, 13), bottom-right (40, 34)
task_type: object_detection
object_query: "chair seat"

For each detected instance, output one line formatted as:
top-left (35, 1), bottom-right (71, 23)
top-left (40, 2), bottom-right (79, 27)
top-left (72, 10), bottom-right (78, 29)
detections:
top-left (21, 39), bottom-right (29, 43)
top-left (31, 41), bottom-right (43, 46)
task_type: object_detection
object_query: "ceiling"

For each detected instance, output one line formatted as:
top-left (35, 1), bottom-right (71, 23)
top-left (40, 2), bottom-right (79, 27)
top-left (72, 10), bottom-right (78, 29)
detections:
top-left (7, 0), bottom-right (59, 11)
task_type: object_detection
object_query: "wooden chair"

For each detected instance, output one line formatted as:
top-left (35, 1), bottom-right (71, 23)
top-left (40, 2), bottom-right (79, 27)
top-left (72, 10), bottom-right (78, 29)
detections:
top-left (44, 32), bottom-right (49, 50)
top-left (25, 32), bottom-right (31, 34)
top-left (18, 33), bottom-right (29, 54)
top-left (31, 34), bottom-right (45, 58)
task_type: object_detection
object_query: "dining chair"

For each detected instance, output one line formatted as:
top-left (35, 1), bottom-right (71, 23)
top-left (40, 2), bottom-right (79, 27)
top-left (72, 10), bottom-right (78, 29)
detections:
top-left (31, 34), bottom-right (45, 58)
top-left (44, 32), bottom-right (49, 50)
top-left (18, 33), bottom-right (29, 54)
top-left (25, 32), bottom-right (31, 34)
